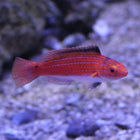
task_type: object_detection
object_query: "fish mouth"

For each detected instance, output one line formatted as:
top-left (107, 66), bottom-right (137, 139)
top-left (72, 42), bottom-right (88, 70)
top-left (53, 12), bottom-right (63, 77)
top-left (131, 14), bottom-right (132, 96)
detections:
top-left (119, 63), bottom-right (128, 77)
top-left (123, 66), bottom-right (128, 77)
top-left (124, 70), bottom-right (128, 76)
top-left (125, 70), bottom-right (128, 76)
top-left (120, 68), bottom-right (128, 78)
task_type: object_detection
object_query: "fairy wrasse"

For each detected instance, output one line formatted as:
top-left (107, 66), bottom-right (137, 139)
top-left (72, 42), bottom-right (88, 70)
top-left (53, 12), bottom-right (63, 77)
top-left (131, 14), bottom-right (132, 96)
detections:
top-left (12, 45), bottom-right (128, 87)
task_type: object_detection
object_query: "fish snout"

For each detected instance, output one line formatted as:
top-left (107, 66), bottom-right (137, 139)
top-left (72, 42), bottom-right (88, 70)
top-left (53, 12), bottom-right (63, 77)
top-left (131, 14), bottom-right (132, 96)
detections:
top-left (123, 68), bottom-right (128, 77)
top-left (120, 64), bottom-right (128, 78)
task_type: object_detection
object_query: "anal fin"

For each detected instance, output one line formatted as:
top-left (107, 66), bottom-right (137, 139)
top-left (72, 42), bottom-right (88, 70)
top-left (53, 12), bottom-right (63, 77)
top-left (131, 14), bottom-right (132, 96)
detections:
top-left (46, 76), bottom-right (74, 85)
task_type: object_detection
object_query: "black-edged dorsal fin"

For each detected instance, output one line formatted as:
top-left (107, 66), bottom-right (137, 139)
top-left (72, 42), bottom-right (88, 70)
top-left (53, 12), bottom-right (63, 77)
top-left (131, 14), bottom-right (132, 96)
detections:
top-left (59, 45), bottom-right (101, 54)
top-left (39, 45), bottom-right (101, 62)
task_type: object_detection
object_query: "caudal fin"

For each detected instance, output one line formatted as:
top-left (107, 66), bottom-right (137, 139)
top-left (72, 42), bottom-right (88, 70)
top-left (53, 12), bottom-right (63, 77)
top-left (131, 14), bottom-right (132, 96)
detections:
top-left (12, 57), bottom-right (39, 87)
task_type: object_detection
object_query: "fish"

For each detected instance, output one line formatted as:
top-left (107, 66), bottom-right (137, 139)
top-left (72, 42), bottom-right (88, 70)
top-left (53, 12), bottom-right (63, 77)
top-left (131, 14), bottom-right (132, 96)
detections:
top-left (12, 45), bottom-right (128, 87)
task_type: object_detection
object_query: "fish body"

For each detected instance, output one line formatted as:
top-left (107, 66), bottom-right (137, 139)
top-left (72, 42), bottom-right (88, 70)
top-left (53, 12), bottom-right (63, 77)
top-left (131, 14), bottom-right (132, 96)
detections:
top-left (12, 46), bottom-right (128, 87)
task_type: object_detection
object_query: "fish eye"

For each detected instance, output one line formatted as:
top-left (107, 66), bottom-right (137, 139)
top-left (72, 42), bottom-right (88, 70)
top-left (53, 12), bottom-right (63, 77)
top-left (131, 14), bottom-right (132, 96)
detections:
top-left (110, 69), bottom-right (115, 73)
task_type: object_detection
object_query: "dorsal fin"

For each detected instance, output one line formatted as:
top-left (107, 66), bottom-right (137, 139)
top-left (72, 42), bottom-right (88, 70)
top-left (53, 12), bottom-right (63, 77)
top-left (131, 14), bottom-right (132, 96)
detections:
top-left (59, 45), bottom-right (101, 54)
top-left (58, 46), bottom-right (101, 54)
top-left (39, 45), bottom-right (101, 62)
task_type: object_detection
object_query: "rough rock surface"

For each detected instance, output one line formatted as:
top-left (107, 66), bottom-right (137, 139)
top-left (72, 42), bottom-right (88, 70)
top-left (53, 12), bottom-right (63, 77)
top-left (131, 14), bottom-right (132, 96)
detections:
top-left (0, 0), bottom-right (61, 73)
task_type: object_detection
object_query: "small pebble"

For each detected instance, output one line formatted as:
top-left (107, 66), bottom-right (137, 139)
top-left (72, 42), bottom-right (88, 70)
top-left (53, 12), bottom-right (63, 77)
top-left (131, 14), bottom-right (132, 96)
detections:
top-left (65, 93), bottom-right (83, 106)
top-left (12, 110), bottom-right (38, 125)
top-left (96, 119), bottom-right (112, 126)
top-left (66, 119), bottom-right (100, 138)
top-left (92, 82), bottom-right (102, 88)
top-left (115, 123), bottom-right (130, 130)
top-left (134, 73), bottom-right (140, 77)
top-left (118, 102), bottom-right (126, 109)
top-left (63, 33), bottom-right (86, 47)
top-left (43, 36), bottom-right (63, 50)
top-left (42, 28), bottom-right (64, 38)
top-left (93, 20), bottom-right (112, 42)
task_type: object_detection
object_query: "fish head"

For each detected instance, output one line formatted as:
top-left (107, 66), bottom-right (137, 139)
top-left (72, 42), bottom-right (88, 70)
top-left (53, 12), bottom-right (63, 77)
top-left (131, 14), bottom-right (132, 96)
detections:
top-left (99, 58), bottom-right (128, 80)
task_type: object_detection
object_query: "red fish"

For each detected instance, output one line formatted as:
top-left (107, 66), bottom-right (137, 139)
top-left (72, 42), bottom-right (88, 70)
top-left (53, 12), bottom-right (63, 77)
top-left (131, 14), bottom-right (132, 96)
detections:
top-left (12, 45), bottom-right (128, 87)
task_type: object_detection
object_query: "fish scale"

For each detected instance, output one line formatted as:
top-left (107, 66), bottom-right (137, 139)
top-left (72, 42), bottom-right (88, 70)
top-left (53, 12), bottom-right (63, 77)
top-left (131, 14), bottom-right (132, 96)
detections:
top-left (39, 55), bottom-right (107, 76)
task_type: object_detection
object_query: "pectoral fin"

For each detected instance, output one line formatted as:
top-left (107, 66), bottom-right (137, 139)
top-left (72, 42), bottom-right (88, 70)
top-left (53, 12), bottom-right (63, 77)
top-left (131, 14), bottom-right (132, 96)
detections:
top-left (92, 72), bottom-right (98, 78)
